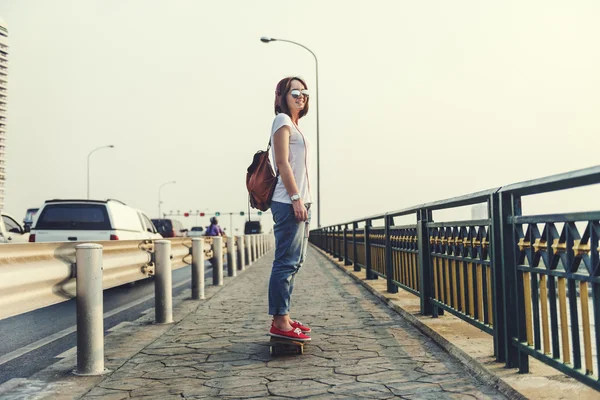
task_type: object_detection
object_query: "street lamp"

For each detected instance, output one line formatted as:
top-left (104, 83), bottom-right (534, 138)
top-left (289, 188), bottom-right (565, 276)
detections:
top-left (261, 36), bottom-right (322, 228)
top-left (158, 181), bottom-right (176, 218)
top-left (87, 145), bottom-right (115, 199)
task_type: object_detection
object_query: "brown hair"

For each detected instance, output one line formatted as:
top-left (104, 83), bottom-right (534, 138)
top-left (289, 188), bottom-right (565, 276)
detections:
top-left (274, 76), bottom-right (309, 119)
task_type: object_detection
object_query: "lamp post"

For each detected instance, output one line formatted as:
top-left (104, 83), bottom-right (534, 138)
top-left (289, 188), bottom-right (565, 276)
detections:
top-left (260, 36), bottom-right (322, 228)
top-left (87, 145), bottom-right (114, 199)
top-left (158, 181), bottom-right (176, 218)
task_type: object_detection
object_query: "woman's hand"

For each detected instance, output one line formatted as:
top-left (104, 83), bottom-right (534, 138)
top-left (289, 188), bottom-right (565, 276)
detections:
top-left (292, 199), bottom-right (308, 222)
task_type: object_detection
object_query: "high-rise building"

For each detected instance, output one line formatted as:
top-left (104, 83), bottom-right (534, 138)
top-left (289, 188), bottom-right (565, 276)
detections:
top-left (0, 17), bottom-right (7, 211)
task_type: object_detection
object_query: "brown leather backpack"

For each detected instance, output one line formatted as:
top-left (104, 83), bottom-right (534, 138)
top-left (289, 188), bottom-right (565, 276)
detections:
top-left (246, 141), bottom-right (279, 211)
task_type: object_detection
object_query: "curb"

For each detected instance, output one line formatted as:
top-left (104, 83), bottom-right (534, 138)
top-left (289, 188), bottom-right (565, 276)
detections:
top-left (312, 245), bottom-right (527, 400)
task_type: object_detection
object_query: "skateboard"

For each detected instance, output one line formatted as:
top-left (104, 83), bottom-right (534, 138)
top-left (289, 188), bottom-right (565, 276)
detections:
top-left (268, 336), bottom-right (306, 356)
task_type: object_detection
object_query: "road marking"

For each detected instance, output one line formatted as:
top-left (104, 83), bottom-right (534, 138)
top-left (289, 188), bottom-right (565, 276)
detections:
top-left (0, 278), bottom-right (191, 367)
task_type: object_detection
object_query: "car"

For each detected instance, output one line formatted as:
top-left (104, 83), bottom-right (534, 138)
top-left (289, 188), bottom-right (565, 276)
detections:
top-left (0, 212), bottom-right (30, 243)
top-left (244, 220), bottom-right (262, 234)
top-left (29, 199), bottom-right (162, 243)
top-left (23, 207), bottom-right (39, 232)
top-left (151, 218), bottom-right (186, 238)
top-left (187, 226), bottom-right (204, 237)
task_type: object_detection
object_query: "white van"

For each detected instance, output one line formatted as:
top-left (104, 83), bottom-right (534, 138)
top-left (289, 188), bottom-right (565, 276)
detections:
top-left (30, 199), bottom-right (162, 243)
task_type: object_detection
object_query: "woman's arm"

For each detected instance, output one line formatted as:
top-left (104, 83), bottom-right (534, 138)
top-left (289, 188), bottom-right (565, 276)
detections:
top-left (273, 126), bottom-right (308, 222)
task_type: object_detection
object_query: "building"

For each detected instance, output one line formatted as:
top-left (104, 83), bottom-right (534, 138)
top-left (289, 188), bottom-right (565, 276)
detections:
top-left (0, 17), bottom-right (7, 211)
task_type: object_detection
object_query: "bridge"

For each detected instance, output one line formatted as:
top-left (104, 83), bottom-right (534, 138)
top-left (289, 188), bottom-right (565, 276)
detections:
top-left (0, 166), bottom-right (599, 399)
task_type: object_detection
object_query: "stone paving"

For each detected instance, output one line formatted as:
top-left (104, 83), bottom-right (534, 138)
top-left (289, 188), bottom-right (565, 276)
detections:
top-left (82, 247), bottom-right (506, 399)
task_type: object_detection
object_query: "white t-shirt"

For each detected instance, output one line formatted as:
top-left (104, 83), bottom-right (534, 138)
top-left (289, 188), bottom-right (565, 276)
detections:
top-left (270, 113), bottom-right (312, 205)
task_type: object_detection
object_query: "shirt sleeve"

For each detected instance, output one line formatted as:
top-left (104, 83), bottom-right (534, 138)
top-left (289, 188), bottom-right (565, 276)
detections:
top-left (271, 113), bottom-right (292, 136)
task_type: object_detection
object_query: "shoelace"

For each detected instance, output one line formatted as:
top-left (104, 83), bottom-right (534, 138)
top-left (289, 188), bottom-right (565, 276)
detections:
top-left (293, 328), bottom-right (303, 335)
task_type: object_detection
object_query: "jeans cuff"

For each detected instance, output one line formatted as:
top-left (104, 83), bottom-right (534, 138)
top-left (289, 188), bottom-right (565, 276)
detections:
top-left (269, 308), bottom-right (289, 316)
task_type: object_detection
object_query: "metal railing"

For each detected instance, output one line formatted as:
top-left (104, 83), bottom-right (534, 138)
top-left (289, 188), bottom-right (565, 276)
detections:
top-left (0, 233), bottom-right (274, 375)
top-left (310, 166), bottom-right (600, 391)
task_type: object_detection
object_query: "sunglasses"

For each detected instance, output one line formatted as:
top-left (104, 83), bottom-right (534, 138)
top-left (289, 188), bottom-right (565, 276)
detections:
top-left (290, 89), bottom-right (310, 99)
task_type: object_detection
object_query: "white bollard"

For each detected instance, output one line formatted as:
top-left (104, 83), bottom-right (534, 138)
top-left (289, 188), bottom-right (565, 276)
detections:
top-left (192, 238), bottom-right (205, 300)
top-left (212, 236), bottom-right (223, 285)
top-left (75, 243), bottom-right (106, 376)
top-left (227, 236), bottom-right (237, 277)
top-left (245, 235), bottom-right (252, 266)
top-left (236, 235), bottom-right (245, 271)
top-left (155, 240), bottom-right (173, 324)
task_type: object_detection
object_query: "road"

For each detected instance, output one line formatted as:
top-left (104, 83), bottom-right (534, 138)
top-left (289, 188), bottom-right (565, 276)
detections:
top-left (0, 263), bottom-right (214, 385)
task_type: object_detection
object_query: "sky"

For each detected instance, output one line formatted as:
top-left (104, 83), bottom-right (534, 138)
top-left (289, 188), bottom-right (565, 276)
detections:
top-left (0, 0), bottom-right (599, 234)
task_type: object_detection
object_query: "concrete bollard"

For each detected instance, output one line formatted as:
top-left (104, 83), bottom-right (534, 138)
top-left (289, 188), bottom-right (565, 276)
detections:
top-left (155, 240), bottom-right (173, 324)
top-left (236, 235), bottom-right (245, 271)
top-left (212, 236), bottom-right (223, 285)
top-left (251, 235), bottom-right (257, 262)
top-left (191, 238), bottom-right (205, 300)
top-left (227, 236), bottom-right (237, 277)
top-left (75, 243), bottom-right (106, 376)
top-left (245, 235), bottom-right (252, 267)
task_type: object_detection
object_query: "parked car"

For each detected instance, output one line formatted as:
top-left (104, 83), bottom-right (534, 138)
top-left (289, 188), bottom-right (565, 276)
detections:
top-left (22, 207), bottom-right (39, 232)
top-left (29, 199), bottom-right (162, 243)
top-left (187, 226), bottom-right (204, 237)
top-left (244, 220), bottom-right (262, 234)
top-left (151, 218), bottom-right (186, 238)
top-left (0, 212), bottom-right (30, 243)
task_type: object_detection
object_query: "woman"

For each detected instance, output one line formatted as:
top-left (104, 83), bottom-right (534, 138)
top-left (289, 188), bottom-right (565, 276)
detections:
top-left (268, 77), bottom-right (313, 341)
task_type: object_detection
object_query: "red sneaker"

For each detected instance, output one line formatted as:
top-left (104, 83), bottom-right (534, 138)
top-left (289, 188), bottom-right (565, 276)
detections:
top-left (271, 319), bottom-right (312, 333)
top-left (269, 325), bottom-right (311, 341)
top-left (290, 320), bottom-right (311, 333)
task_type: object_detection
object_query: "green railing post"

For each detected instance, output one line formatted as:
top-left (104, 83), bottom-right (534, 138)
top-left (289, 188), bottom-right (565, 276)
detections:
top-left (334, 226), bottom-right (339, 258)
top-left (331, 226), bottom-right (336, 257)
top-left (499, 192), bottom-right (527, 371)
top-left (385, 214), bottom-right (398, 293)
top-left (417, 209), bottom-right (433, 315)
top-left (343, 224), bottom-right (351, 265)
top-left (353, 222), bottom-right (360, 271)
top-left (338, 225), bottom-right (344, 261)
top-left (365, 219), bottom-right (375, 279)
top-left (490, 194), bottom-right (507, 362)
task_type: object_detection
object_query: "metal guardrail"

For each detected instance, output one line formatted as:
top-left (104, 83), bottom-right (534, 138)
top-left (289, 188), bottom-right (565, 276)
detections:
top-left (310, 165), bottom-right (600, 391)
top-left (0, 235), bottom-right (250, 321)
top-left (0, 240), bottom-right (159, 321)
top-left (0, 233), bottom-right (274, 376)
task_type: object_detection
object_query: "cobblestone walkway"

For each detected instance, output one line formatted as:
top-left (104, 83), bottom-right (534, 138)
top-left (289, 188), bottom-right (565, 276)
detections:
top-left (83, 247), bottom-right (506, 399)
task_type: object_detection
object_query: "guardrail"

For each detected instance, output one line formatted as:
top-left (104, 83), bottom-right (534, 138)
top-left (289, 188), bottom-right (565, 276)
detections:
top-left (0, 233), bottom-right (274, 375)
top-left (310, 166), bottom-right (600, 391)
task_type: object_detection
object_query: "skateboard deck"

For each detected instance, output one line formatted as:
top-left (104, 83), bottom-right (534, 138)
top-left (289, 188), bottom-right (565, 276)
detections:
top-left (268, 336), bottom-right (306, 355)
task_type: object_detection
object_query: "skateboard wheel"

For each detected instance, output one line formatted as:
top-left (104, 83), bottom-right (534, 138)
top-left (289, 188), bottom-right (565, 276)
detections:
top-left (298, 346), bottom-right (303, 355)
top-left (269, 346), bottom-right (275, 356)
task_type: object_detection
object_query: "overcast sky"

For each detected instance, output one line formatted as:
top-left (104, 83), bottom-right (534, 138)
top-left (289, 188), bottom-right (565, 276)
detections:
top-left (1, 0), bottom-right (599, 233)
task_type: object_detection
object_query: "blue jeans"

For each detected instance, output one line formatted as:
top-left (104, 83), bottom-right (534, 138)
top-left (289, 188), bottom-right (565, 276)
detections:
top-left (268, 201), bottom-right (311, 316)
